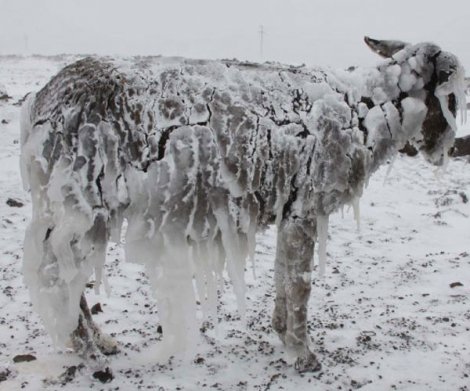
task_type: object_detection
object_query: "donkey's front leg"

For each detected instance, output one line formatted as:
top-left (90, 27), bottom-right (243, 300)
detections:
top-left (273, 215), bottom-right (320, 372)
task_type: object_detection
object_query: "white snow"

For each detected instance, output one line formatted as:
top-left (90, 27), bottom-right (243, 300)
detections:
top-left (351, 197), bottom-right (361, 231)
top-left (316, 214), bottom-right (330, 276)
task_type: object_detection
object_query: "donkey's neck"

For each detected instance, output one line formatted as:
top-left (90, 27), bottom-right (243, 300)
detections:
top-left (351, 61), bottom-right (430, 173)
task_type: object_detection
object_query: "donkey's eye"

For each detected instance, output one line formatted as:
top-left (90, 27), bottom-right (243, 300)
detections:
top-left (438, 70), bottom-right (451, 84)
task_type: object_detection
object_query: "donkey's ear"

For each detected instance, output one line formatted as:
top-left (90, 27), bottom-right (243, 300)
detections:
top-left (364, 36), bottom-right (409, 58)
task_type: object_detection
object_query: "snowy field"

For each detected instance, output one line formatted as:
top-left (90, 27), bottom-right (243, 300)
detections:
top-left (0, 56), bottom-right (469, 390)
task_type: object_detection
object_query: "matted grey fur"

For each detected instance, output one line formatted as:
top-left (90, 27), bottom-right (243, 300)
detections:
top-left (20, 37), bottom-right (466, 374)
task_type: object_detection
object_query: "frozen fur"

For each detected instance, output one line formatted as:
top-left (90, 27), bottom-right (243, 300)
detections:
top-left (20, 39), bottom-right (466, 371)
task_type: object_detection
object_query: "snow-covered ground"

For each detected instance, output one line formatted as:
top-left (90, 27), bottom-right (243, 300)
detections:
top-left (0, 56), bottom-right (469, 390)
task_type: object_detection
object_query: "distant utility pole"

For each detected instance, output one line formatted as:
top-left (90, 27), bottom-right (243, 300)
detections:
top-left (258, 25), bottom-right (265, 60)
top-left (23, 34), bottom-right (29, 54)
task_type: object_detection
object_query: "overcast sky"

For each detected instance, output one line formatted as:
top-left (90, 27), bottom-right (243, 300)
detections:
top-left (0, 0), bottom-right (469, 70)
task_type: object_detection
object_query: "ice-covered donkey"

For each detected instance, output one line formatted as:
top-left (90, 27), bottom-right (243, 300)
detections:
top-left (20, 37), bottom-right (466, 374)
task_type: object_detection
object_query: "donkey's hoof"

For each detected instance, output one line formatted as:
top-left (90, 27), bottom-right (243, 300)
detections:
top-left (294, 352), bottom-right (322, 373)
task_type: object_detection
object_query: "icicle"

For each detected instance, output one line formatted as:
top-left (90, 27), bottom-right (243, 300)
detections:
top-left (248, 222), bottom-right (257, 280)
top-left (435, 62), bottom-right (467, 131)
top-left (456, 79), bottom-right (467, 126)
top-left (317, 214), bottom-right (329, 276)
top-left (149, 239), bottom-right (199, 361)
top-left (190, 240), bottom-right (220, 324)
top-left (455, 66), bottom-right (467, 125)
top-left (250, 247), bottom-right (257, 280)
top-left (383, 154), bottom-right (396, 185)
top-left (437, 94), bottom-right (458, 131)
top-left (213, 208), bottom-right (247, 322)
top-left (458, 88), bottom-right (467, 125)
top-left (102, 272), bottom-right (111, 297)
top-left (351, 197), bottom-right (361, 232)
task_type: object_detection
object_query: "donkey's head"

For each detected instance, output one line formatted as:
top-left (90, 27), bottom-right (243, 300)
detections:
top-left (365, 36), bottom-right (467, 166)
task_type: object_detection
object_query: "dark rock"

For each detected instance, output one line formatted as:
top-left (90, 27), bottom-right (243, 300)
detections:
top-left (92, 367), bottom-right (113, 383)
top-left (451, 135), bottom-right (470, 157)
top-left (91, 303), bottom-right (103, 315)
top-left (0, 369), bottom-right (11, 382)
top-left (3, 286), bottom-right (13, 297)
top-left (6, 198), bottom-right (24, 208)
top-left (13, 354), bottom-right (36, 363)
top-left (399, 142), bottom-right (418, 156)
top-left (157, 325), bottom-right (163, 333)
top-left (450, 282), bottom-right (463, 288)
top-left (194, 356), bottom-right (205, 364)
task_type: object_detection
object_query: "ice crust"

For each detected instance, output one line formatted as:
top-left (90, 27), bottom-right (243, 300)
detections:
top-left (20, 44), bottom-right (465, 353)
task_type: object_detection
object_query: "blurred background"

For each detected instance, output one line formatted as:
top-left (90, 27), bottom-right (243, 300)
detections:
top-left (0, 0), bottom-right (468, 69)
